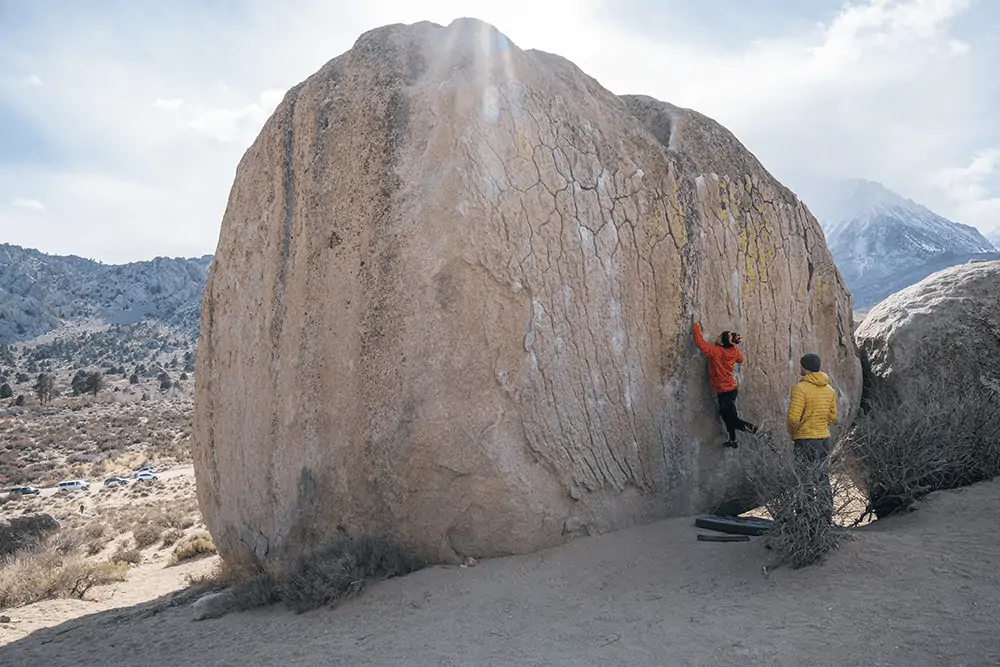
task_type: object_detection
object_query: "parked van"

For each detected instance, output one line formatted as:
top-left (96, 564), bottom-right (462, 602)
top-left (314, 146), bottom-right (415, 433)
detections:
top-left (56, 480), bottom-right (90, 493)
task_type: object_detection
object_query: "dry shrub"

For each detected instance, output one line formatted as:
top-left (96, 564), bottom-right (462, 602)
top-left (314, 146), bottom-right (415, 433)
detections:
top-left (48, 529), bottom-right (85, 556)
top-left (191, 572), bottom-right (280, 621)
top-left (0, 551), bottom-right (129, 609)
top-left (86, 539), bottom-right (108, 557)
top-left (185, 535), bottom-right (423, 620)
top-left (83, 521), bottom-right (110, 555)
top-left (160, 527), bottom-right (185, 548)
top-left (161, 507), bottom-right (193, 530)
top-left (737, 433), bottom-right (857, 569)
top-left (111, 508), bottom-right (140, 535)
top-left (84, 520), bottom-right (108, 540)
top-left (169, 531), bottom-right (216, 565)
top-left (118, 506), bottom-right (192, 550)
top-left (185, 557), bottom-right (256, 594)
top-left (843, 385), bottom-right (1000, 521)
top-left (111, 540), bottom-right (142, 565)
top-left (282, 536), bottom-right (423, 613)
top-left (132, 524), bottom-right (162, 549)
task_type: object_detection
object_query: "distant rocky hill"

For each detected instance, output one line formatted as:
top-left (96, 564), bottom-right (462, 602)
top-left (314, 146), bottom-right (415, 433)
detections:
top-left (809, 180), bottom-right (998, 308)
top-left (0, 244), bottom-right (212, 345)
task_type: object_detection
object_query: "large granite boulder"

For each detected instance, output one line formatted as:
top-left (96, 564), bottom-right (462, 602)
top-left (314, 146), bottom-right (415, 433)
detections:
top-left (0, 513), bottom-right (59, 557)
top-left (194, 18), bottom-right (862, 573)
top-left (856, 260), bottom-right (1000, 402)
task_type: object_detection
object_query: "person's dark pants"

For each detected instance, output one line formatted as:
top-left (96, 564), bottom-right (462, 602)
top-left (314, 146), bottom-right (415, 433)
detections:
top-left (716, 388), bottom-right (758, 442)
top-left (794, 437), bottom-right (834, 522)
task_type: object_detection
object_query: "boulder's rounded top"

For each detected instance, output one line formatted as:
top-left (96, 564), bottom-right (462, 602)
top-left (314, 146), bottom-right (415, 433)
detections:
top-left (620, 95), bottom-right (797, 202)
top-left (350, 17), bottom-right (515, 53)
top-left (856, 259), bottom-right (999, 404)
top-left (858, 260), bottom-right (1000, 335)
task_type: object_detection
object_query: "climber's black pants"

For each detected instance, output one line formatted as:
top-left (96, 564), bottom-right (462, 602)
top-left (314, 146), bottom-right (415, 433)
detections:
top-left (717, 388), bottom-right (758, 442)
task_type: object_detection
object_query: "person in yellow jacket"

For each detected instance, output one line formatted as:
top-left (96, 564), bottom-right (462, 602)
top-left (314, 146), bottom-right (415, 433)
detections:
top-left (787, 353), bottom-right (838, 519)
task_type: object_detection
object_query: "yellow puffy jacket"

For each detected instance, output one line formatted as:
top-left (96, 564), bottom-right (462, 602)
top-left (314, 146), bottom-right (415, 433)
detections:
top-left (787, 372), bottom-right (837, 440)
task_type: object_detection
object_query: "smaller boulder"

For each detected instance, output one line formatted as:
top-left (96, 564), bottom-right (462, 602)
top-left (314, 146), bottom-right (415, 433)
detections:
top-left (0, 513), bottom-right (59, 557)
top-left (191, 592), bottom-right (226, 621)
top-left (856, 261), bottom-right (1000, 403)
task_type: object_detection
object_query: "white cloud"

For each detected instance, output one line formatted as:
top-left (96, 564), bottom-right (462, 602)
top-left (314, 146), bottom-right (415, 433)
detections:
top-left (936, 148), bottom-right (1000, 193)
top-left (0, 0), bottom-right (997, 262)
top-left (12, 197), bottom-right (45, 212)
top-left (153, 97), bottom-right (184, 111)
top-left (932, 148), bottom-right (1000, 225)
top-left (948, 38), bottom-right (971, 54)
top-left (23, 75), bottom-right (43, 86)
top-left (1, 165), bottom-right (214, 263)
top-left (561, 0), bottom-right (995, 228)
top-left (188, 89), bottom-right (285, 143)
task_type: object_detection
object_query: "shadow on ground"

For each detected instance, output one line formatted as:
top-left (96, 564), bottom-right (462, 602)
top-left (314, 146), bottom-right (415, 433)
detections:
top-left (2, 482), bottom-right (999, 667)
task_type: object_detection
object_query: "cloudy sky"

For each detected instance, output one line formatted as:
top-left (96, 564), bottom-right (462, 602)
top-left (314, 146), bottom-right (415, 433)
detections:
top-left (1, 0), bottom-right (998, 263)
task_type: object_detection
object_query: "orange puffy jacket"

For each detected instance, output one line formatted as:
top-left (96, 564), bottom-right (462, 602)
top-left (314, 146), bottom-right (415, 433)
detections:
top-left (693, 323), bottom-right (742, 393)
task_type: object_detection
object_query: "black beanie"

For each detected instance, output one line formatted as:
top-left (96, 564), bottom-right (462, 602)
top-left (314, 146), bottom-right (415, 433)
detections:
top-left (801, 353), bottom-right (822, 373)
top-left (721, 331), bottom-right (733, 348)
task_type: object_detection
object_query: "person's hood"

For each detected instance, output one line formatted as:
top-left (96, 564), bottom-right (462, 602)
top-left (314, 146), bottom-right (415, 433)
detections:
top-left (803, 371), bottom-right (830, 387)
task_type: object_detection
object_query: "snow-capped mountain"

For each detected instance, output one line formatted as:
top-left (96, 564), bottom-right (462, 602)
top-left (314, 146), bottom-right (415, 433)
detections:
top-left (987, 229), bottom-right (1000, 252)
top-left (0, 244), bottom-right (212, 345)
top-left (810, 179), bottom-right (998, 308)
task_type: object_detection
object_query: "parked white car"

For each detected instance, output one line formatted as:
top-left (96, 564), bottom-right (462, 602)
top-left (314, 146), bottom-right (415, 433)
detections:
top-left (133, 471), bottom-right (159, 483)
top-left (56, 480), bottom-right (90, 493)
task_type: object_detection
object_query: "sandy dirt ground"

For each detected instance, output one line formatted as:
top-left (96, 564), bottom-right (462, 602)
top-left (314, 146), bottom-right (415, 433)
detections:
top-left (0, 553), bottom-right (217, 647)
top-left (2, 480), bottom-right (999, 667)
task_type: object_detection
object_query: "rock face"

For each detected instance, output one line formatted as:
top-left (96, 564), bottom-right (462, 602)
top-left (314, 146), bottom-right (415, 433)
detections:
top-left (856, 261), bottom-right (1000, 402)
top-left (0, 513), bottom-right (59, 557)
top-left (194, 18), bottom-right (862, 573)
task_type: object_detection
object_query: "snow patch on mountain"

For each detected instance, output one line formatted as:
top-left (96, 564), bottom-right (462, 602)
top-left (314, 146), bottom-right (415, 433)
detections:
top-left (810, 180), bottom-right (998, 308)
top-left (987, 229), bottom-right (1000, 252)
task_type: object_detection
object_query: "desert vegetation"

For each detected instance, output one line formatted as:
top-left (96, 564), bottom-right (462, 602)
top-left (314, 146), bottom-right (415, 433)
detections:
top-left (0, 320), bottom-right (206, 615)
top-left (169, 532), bottom-right (217, 565)
top-left (0, 398), bottom-right (191, 488)
top-left (0, 323), bottom-right (195, 489)
top-left (188, 535), bottom-right (421, 621)
top-left (0, 548), bottom-right (129, 609)
top-left (0, 473), bottom-right (205, 612)
top-left (735, 383), bottom-right (1000, 569)
top-left (843, 384), bottom-right (1000, 520)
top-left (738, 438), bottom-right (864, 568)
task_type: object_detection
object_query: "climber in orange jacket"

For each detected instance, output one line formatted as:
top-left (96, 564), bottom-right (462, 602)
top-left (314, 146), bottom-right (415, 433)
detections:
top-left (693, 322), bottom-right (759, 448)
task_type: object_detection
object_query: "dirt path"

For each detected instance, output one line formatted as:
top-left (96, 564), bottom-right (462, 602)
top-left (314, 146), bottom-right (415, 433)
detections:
top-left (34, 464), bottom-right (194, 498)
top-left (2, 480), bottom-right (999, 667)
